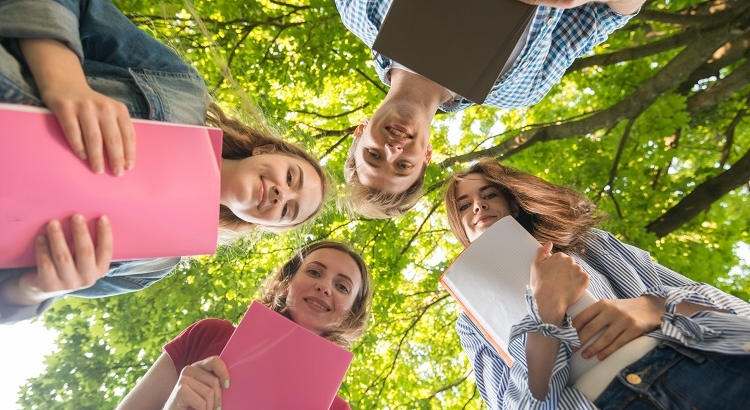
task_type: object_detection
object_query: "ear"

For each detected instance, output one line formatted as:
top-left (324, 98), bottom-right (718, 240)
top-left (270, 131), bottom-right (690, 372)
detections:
top-left (252, 144), bottom-right (276, 156)
top-left (509, 199), bottom-right (521, 218)
top-left (353, 119), bottom-right (369, 138)
top-left (425, 143), bottom-right (433, 165)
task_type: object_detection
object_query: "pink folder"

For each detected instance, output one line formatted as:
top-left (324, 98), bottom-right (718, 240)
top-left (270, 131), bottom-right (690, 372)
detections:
top-left (220, 301), bottom-right (354, 410)
top-left (0, 103), bottom-right (222, 268)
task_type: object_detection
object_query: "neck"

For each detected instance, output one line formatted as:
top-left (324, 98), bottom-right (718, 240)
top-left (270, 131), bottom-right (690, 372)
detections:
top-left (387, 68), bottom-right (453, 117)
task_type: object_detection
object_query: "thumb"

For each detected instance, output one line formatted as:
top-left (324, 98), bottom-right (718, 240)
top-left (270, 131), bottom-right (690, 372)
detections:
top-left (536, 241), bottom-right (553, 261)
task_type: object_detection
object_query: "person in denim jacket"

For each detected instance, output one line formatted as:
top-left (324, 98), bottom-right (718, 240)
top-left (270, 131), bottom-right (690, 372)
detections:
top-left (0, 0), bottom-right (329, 324)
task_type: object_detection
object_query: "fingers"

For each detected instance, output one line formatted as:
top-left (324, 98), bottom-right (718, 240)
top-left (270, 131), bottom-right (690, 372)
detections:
top-left (174, 379), bottom-right (211, 410)
top-left (181, 364), bottom-right (223, 410)
top-left (535, 241), bottom-right (554, 261)
top-left (100, 109), bottom-right (125, 176)
top-left (199, 356), bottom-right (230, 388)
top-left (45, 219), bottom-right (77, 285)
top-left (94, 216), bottom-right (113, 270)
top-left (71, 214), bottom-right (98, 286)
top-left (596, 327), bottom-right (642, 360)
top-left (118, 112), bottom-right (136, 171)
top-left (78, 104), bottom-right (105, 174)
top-left (54, 102), bottom-right (87, 161)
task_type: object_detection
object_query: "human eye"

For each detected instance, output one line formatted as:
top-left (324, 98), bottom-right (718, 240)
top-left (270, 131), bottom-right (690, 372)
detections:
top-left (458, 202), bottom-right (471, 212)
top-left (366, 149), bottom-right (380, 160)
top-left (483, 192), bottom-right (497, 199)
top-left (336, 283), bottom-right (350, 294)
top-left (307, 269), bottom-right (321, 278)
top-left (286, 168), bottom-right (293, 185)
top-left (397, 161), bottom-right (413, 170)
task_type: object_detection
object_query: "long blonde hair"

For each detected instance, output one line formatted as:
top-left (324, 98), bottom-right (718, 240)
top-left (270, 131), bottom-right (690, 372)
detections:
top-left (444, 158), bottom-right (602, 251)
top-left (206, 103), bottom-right (329, 233)
top-left (260, 241), bottom-right (372, 348)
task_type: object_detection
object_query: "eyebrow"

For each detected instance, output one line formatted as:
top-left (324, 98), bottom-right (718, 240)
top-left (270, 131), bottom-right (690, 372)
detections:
top-left (456, 184), bottom-right (496, 201)
top-left (296, 164), bottom-right (304, 190)
top-left (308, 261), bottom-right (355, 284)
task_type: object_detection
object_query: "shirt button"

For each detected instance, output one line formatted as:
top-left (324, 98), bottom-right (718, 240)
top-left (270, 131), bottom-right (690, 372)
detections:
top-left (546, 17), bottom-right (554, 26)
top-left (626, 373), bottom-right (642, 385)
top-left (743, 343), bottom-right (750, 352)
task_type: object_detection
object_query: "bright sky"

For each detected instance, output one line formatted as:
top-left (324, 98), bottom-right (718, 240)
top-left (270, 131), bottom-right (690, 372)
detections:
top-left (2, 245), bottom-right (748, 408)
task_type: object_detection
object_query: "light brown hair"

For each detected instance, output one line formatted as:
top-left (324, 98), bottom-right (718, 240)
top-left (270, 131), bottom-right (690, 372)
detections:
top-left (444, 158), bottom-right (602, 251)
top-left (260, 241), bottom-right (372, 348)
top-left (206, 103), bottom-right (329, 232)
top-left (343, 135), bottom-right (425, 219)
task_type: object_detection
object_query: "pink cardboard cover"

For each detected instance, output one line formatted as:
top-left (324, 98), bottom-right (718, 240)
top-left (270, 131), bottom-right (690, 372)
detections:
top-left (0, 103), bottom-right (222, 268)
top-left (220, 301), bottom-right (354, 409)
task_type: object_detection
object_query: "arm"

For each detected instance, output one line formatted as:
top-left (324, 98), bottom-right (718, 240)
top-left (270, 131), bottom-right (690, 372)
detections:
top-left (0, 0), bottom-right (135, 174)
top-left (118, 354), bottom-right (230, 410)
top-left (117, 353), bottom-right (179, 410)
top-left (576, 229), bottom-right (750, 358)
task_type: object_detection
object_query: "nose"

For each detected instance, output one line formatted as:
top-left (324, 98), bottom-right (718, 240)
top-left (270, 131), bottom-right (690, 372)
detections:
top-left (315, 281), bottom-right (331, 296)
top-left (473, 199), bottom-right (488, 213)
top-left (269, 185), bottom-right (294, 204)
top-left (385, 143), bottom-right (402, 162)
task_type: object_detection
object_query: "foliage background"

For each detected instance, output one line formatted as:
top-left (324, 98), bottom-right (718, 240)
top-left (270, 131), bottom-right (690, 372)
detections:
top-left (15, 0), bottom-right (750, 408)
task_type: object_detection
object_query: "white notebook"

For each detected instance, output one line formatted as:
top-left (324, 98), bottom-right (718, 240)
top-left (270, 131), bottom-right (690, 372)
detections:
top-left (440, 216), bottom-right (598, 382)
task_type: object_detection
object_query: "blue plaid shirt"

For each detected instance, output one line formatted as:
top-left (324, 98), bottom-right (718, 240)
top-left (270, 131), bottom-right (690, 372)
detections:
top-left (457, 229), bottom-right (750, 409)
top-left (335, 0), bottom-right (633, 112)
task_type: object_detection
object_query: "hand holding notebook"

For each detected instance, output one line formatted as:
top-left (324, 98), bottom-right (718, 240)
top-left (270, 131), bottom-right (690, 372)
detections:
top-left (440, 216), bottom-right (601, 382)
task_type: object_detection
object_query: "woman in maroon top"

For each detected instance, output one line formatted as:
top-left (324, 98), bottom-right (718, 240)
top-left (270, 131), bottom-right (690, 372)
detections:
top-left (117, 241), bottom-right (372, 410)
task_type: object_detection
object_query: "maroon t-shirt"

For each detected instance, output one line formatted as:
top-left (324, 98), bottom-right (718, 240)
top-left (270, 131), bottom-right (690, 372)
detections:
top-left (164, 318), bottom-right (351, 410)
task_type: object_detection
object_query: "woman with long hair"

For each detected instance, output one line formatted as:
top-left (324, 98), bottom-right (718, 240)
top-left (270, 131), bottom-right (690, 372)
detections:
top-left (443, 158), bottom-right (750, 409)
top-left (116, 241), bottom-right (372, 410)
top-left (0, 0), bottom-right (328, 323)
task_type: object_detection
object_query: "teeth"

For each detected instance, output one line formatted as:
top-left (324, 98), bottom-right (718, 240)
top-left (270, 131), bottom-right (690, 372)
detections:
top-left (389, 127), bottom-right (408, 138)
top-left (306, 298), bottom-right (329, 311)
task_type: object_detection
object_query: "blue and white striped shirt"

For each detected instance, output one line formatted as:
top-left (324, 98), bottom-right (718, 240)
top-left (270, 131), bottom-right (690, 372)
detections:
top-left (457, 229), bottom-right (750, 409)
top-left (334, 0), bottom-right (633, 112)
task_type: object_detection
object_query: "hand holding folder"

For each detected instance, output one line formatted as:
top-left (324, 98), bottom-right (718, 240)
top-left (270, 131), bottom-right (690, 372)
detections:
top-left (0, 103), bottom-right (223, 269)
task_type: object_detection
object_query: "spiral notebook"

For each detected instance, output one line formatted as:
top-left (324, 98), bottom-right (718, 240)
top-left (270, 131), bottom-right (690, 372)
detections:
top-left (219, 301), bottom-right (354, 409)
top-left (0, 103), bottom-right (222, 268)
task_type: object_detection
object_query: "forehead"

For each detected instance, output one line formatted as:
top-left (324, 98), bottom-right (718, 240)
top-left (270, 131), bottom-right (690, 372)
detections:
top-left (455, 173), bottom-right (491, 196)
top-left (303, 248), bottom-right (362, 284)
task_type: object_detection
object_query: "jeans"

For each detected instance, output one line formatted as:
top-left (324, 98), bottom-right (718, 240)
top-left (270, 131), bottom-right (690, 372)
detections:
top-left (594, 342), bottom-right (750, 410)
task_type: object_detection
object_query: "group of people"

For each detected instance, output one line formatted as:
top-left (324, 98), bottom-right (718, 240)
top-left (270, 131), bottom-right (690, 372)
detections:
top-left (1, 0), bottom-right (748, 409)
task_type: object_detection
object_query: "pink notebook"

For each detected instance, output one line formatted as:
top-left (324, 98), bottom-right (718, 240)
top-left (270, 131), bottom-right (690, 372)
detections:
top-left (0, 103), bottom-right (222, 268)
top-left (220, 301), bottom-right (354, 410)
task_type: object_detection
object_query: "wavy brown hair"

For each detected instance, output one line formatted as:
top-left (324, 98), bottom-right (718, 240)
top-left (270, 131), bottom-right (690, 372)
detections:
top-left (260, 241), bottom-right (372, 348)
top-left (444, 158), bottom-right (602, 251)
top-left (206, 103), bottom-right (330, 233)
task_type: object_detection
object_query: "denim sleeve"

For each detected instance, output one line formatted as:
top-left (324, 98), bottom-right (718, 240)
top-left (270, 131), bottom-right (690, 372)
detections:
top-left (0, 0), bottom-right (83, 60)
top-left (0, 267), bottom-right (60, 324)
top-left (70, 257), bottom-right (181, 299)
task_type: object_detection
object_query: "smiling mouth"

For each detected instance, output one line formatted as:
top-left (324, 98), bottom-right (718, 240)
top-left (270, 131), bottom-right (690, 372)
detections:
top-left (257, 179), bottom-right (266, 210)
top-left (386, 125), bottom-right (412, 139)
top-left (474, 215), bottom-right (497, 225)
top-left (304, 297), bottom-right (331, 312)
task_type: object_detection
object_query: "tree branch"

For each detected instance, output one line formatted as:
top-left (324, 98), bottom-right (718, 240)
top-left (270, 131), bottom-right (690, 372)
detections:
top-left (596, 118), bottom-right (636, 200)
top-left (720, 95), bottom-right (749, 167)
top-left (686, 60), bottom-right (750, 113)
top-left (422, 369), bottom-right (474, 401)
top-left (567, 29), bottom-right (698, 72)
top-left (440, 20), bottom-right (744, 168)
top-left (646, 147), bottom-right (750, 237)
top-left (292, 102), bottom-right (369, 119)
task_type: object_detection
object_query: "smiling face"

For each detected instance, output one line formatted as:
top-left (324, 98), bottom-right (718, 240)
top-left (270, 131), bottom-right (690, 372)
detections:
top-left (285, 248), bottom-right (363, 335)
top-left (220, 149), bottom-right (323, 228)
top-left (352, 103), bottom-right (433, 194)
top-left (455, 174), bottom-right (514, 243)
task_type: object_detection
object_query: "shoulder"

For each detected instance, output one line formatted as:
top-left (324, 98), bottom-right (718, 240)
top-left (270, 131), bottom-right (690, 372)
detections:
top-left (180, 318), bottom-right (236, 339)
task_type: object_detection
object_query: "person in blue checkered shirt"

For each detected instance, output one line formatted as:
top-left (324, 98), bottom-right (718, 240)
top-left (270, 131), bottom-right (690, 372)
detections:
top-left (336, 0), bottom-right (644, 219)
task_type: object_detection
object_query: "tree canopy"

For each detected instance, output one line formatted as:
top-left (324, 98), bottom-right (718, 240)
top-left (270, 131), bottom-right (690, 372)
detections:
top-left (16, 0), bottom-right (750, 408)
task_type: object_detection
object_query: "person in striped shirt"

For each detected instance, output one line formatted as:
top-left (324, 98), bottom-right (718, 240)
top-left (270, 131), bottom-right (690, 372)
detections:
top-left (442, 158), bottom-right (750, 409)
top-left (335, 0), bottom-right (644, 219)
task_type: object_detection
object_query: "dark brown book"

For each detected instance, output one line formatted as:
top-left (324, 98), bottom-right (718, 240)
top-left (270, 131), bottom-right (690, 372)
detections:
top-left (372, 0), bottom-right (536, 104)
